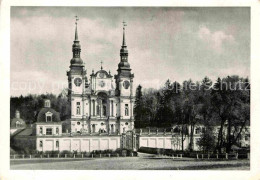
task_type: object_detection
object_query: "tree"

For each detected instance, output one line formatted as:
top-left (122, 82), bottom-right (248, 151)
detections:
top-left (211, 76), bottom-right (250, 153)
top-left (142, 88), bottom-right (160, 127)
top-left (182, 80), bottom-right (202, 151)
top-left (197, 126), bottom-right (216, 153)
top-left (10, 90), bottom-right (71, 124)
top-left (134, 85), bottom-right (145, 128)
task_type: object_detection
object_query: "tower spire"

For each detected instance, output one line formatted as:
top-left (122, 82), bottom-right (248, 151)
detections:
top-left (120, 21), bottom-right (128, 63)
top-left (70, 16), bottom-right (83, 66)
top-left (122, 21), bottom-right (127, 47)
top-left (100, 60), bottom-right (103, 70)
top-left (74, 16), bottom-right (79, 41)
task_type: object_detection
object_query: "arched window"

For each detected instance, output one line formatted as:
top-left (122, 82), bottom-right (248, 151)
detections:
top-left (76, 106), bottom-right (80, 115)
top-left (40, 127), bottom-right (43, 134)
top-left (45, 112), bottom-right (53, 122)
top-left (39, 141), bottom-right (43, 148)
top-left (92, 124), bottom-right (96, 133)
top-left (92, 100), bottom-right (95, 116)
top-left (97, 105), bottom-right (100, 116)
top-left (103, 105), bottom-right (106, 116)
top-left (56, 141), bottom-right (59, 148)
top-left (56, 127), bottom-right (59, 134)
top-left (111, 124), bottom-right (114, 133)
top-left (125, 104), bottom-right (129, 116)
top-left (111, 100), bottom-right (114, 116)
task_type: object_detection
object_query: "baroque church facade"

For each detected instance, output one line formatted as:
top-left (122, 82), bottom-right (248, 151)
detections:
top-left (63, 21), bottom-right (135, 135)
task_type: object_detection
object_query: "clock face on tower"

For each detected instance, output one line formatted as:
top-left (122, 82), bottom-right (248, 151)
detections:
top-left (99, 80), bottom-right (105, 87)
top-left (74, 78), bottom-right (82, 87)
top-left (123, 80), bottom-right (130, 89)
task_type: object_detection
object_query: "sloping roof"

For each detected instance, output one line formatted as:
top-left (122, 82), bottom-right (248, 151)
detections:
top-left (36, 107), bottom-right (60, 122)
top-left (17, 128), bottom-right (33, 136)
top-left (10, 128), bottom-right (25, 138)
top-left (11, 128), bottom-right (33, 138)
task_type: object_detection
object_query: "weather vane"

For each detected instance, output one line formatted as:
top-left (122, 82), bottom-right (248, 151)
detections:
top-left (75, 16), bottom-right (79, 25)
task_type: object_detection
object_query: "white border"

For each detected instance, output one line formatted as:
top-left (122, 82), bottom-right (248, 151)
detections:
top-left (1, 0), bottom-right (260, 180)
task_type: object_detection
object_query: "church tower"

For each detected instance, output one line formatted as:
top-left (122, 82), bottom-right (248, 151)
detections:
top-left (66, 17), bottom-right (89, 133)
top-left (65, 19), bottom-right (134, 134)
top-left (114, 22), bottom-right (135, 133)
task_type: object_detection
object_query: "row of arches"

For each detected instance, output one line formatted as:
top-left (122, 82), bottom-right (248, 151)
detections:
top-left (91, 124), bottom-right (116, 133)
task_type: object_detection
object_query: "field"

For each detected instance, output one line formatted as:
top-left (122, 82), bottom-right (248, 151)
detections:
top-left (10, 153), bottom-right (249, 170)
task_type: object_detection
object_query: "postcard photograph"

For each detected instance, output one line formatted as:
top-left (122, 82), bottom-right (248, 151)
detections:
top-left (9, 6), bottom-right (250, 171)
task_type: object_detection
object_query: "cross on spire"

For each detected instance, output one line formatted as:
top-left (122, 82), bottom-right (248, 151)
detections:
top-left (75, 15), bottom-right (79, 25)
top-left (74, 16), bottom-right (79, 41)
top-left (100, 60), bottom-right (103, 70)
top-left (122, 21), bottom-right (127, 46)
top-left (123, 21), bottom-right (127, 29)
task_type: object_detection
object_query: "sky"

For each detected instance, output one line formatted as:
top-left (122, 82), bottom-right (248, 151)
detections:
top-left (10, 7), bottom-right (250, 97)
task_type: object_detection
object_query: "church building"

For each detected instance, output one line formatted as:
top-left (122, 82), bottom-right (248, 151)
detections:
top-left (63, 19), bottom-right (135, 135)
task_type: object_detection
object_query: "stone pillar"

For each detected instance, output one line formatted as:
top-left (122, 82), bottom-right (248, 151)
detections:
top-left (109, 100), bottom-right (112, 117)
top-left (92, 100), bottom-right (94, 116)
top-left (94, 100), bottom-right (96, 116)
top-left (82, 97), bottom-right (85, 118)
top-left (122, 133), bottom-right (126, 149)
top-left (133, 133), bottom-right (137, 151)
top-left (112, 100), bottom-right (114, 117)
top-left (100, 100), bottom-right (102, 117)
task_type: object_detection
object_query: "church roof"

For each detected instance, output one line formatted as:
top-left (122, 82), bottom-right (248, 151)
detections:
top-left (92, 69), bottom-right (113, 78)
top-left (36, 107), bottom-right (61, 123)
top-left (10, 117), bottom-right (26, 128)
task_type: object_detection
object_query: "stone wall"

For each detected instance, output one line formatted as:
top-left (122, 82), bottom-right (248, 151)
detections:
top-left (36, 135), bottom-right (121, 152)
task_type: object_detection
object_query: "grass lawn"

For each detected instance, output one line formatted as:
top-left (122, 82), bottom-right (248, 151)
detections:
top-left (10, 153), bottom-right (249, 170)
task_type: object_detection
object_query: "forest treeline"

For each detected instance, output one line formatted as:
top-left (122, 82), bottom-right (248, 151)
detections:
top-left (134, 75), bottom-right (250, 152)
top-left (10, 75), bottom-right (250, 152)
top-left (10, 89), bottom-right (70, 124)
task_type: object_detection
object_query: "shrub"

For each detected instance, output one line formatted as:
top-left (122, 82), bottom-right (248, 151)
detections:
top-left (138, 147), bottom-right (184, 156)
top-left (60, 150), bottom-right (72, 156)
top-left (138, 147), bottom-right (158, 154)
